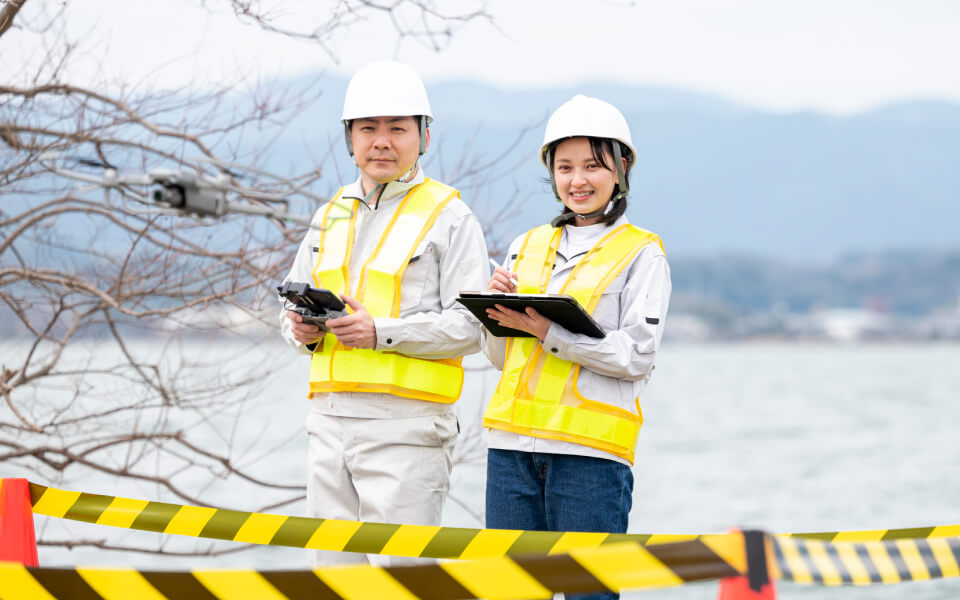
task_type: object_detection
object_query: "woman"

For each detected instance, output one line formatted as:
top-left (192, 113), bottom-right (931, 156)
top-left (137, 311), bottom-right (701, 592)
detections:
top-left (482, 95), bottom-right (671, 600)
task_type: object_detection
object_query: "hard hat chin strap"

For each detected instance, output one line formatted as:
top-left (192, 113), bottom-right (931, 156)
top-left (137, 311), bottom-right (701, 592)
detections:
top-left (418, 116), bottom-right (427, 155)
top-left (550, 202), bottom-right (614, 228)
top-left (360, 158), bottom-right (418, 207)
top-left (397, 160), bottom-right (419, 184)
top-left (611, 141), bottom-right (629, 202)
top-left (344, 123), bottom-right (354, 156)
top-left (545, 146), bottom-right (561, 202)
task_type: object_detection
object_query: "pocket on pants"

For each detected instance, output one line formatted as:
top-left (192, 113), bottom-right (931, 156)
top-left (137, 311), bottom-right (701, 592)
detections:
top-left (414, 414), bottom-right (457, 495)
top-left (425, 413), bottom-right (459, 448)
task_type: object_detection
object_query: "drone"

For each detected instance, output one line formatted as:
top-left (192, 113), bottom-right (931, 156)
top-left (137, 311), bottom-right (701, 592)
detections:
top-left (38, 152), bottom-right (327, 227)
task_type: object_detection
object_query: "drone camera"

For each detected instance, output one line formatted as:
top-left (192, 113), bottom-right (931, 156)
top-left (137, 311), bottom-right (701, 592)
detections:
top-left (150, 179), bottom-right (226, 217)
top-left (152, 184), bottom-right (186, 208)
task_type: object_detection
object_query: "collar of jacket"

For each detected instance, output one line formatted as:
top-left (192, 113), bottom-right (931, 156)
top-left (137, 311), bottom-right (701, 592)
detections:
top-left (555, 215), bottom-right (632, 274)
top-left (341, 169), bottom-right (426, 210)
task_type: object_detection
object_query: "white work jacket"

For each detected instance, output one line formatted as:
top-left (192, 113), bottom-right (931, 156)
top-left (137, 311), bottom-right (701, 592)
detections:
top-left (482, 215), bottom-right (672, 466)
top-left (281, 170), bottom-right (489, 418)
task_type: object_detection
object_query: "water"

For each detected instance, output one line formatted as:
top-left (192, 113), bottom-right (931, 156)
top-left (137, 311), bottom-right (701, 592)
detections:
top-left (3, 339), bottom-right (959, 598)
top-left (629, 342), bottom-right (960, 599)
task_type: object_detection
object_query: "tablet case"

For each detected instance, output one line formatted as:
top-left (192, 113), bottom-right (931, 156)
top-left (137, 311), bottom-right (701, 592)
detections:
top-left (457, 292), bottom-right (605, 338)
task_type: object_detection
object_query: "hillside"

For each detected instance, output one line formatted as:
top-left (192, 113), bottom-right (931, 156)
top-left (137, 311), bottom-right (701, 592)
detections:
top-left (5, 76), bottom-right (959, 339)
top-left (272, 75), bottom-right (960, 261)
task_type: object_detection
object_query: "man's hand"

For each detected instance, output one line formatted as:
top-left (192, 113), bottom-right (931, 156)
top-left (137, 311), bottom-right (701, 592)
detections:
top-left (486, 305), bottom-right (552, 341)
top-left (286, 310), bottom-right (325, 345)
top-left (326, 295), bottom-right (377, 349)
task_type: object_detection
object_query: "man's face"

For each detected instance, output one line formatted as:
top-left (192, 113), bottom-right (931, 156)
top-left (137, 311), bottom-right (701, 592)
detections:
top-left (349, 116), bottom-right (428, 185)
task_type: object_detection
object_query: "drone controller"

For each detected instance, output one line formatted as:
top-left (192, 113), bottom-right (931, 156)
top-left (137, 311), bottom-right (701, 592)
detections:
top-left (278, 282), bottom-right (347, 328)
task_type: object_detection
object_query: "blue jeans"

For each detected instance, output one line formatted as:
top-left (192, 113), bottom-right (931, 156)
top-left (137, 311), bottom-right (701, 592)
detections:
top-left (486, 449), bottom-right (634, 600)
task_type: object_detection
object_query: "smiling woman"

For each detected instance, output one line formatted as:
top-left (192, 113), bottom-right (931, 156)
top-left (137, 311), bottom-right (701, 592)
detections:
top-left (479, 95), bottom-right (671, 600)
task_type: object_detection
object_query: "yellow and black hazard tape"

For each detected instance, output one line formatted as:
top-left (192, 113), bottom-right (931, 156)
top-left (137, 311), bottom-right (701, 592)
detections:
top-left (782, 524), bottom-right (960, 542)
top-left (15, 480), bottom-right (960, 596)
top-left (774, 535), bottom-right (960, 586)
top-left (26, 482), bottom-right (960, 559)
top-left (26, 482), bottom-right (700, 560)
top-left (0, 537), bottom-right (747, 600)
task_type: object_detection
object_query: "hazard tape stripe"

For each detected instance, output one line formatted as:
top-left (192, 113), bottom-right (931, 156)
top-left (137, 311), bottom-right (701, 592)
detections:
top-left (773, 536), bottom-right (960, 586)
top-left (140, 572), bottom-right (221, 600)
top-left (0, 538), bottom-right (746, 599)
top-left (784, 523), bottom-right (960, 542)
top-left (0, 563), bottom-right (58, 600)
top-left (26, 483), bottom-right (658, 560)
top-left (31, 480), bottom-right (960, 558)
top-left (32, 482), bottom-right (955, 565)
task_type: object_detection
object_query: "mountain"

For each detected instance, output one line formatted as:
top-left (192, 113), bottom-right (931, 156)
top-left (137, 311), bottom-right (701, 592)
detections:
top-left (671, 248), bottom-right (960, 316)
top-left (6, 75), bottom-right (959, 338)
top-left (272, 75), bottom-right (960, 261)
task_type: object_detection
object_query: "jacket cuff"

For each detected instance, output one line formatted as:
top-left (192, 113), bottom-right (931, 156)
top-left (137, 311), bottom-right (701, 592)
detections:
top-left (374, 317), bottom-right (403, 350)
top-left (540, 323), bottom-right (575, 359)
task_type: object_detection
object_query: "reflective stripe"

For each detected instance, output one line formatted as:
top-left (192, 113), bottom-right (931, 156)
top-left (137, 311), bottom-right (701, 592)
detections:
top-left (356, 186), bottom-right (455, 316)
top-left (483, 223), bottom-right (662, 462)
top-left (310, 350), bottom-right (463, 404)
top-left (513, 224), bottom-right (560, 294)
top-left (512, 399), bottom-right (641, 456)
top-left (308, 179), bottom-right (465, 403)
top-left (312, 190), bottom-right (356, 295)
top-left (532, 352), bottom-right (570, 403)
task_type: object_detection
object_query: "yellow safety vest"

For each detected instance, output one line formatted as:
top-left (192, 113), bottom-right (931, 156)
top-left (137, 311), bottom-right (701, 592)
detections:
top-left (482, 223), bottom-right (664, 463)
top-left (308, 179), bottom-right (464, 403)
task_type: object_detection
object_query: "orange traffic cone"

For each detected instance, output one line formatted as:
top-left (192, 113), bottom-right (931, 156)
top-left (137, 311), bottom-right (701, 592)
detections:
top-left (717, 529), bottom-right (775, 600)
top-left (0, 478), bottom-right (39, 566)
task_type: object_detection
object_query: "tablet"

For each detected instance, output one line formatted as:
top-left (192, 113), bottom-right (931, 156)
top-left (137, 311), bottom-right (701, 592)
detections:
top-left (457, 292), bottom-right (605, 338)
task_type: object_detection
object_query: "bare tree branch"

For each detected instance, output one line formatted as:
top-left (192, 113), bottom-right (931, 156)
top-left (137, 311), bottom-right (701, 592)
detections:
top-left (0, 0), bottom-right (28, 39)
top-left (220, 0), bottom-right (493, 62)
top-left (1, 1), bottom-right (514, 561)
top-left (38, 538), bottom-right (255, 557)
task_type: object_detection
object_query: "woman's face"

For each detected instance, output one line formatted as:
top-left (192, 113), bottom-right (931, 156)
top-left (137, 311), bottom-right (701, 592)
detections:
top-left (552, 137), bottom-right (619, 225)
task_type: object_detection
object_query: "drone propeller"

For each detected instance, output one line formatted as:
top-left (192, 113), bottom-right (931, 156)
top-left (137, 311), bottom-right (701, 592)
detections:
top-left (37, 151), bottom-right (319, 227)
top-left (74, 157), bottom-right (118, 170)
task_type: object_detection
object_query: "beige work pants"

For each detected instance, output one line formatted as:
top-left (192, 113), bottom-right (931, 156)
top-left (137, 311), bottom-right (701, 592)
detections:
top-left (305, 410), bottom-right (458, 566)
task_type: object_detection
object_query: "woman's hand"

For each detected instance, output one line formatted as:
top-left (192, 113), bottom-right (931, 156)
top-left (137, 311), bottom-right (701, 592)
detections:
top-left (487, 266), bottom-right (518, 293)
top-left (486, 305), bottom-right (551, 341)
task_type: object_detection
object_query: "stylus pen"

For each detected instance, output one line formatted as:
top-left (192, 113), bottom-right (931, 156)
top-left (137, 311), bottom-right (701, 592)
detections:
top-left (489, 258), bottom-right (519, 288)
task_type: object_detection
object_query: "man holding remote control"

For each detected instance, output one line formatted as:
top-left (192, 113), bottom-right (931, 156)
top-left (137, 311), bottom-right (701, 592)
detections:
top-left (279, 60), bottom-right (488, 566)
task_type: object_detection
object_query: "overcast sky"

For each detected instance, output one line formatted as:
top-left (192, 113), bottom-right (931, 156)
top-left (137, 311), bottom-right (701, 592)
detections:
top-left (7, 0), bottom-right (960, 114)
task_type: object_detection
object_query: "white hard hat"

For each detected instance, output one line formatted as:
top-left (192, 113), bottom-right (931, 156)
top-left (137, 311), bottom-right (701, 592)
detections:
top-left (539, 95), bottom-right (636, 214)
top-left (341, 60), bottom-right (433, 124)
top-left (539, 95), bottom-right (635, 167)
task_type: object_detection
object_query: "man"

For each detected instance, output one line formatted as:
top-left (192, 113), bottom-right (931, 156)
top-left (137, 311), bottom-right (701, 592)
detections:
top-left (280, 60), bottom-right (488, 565)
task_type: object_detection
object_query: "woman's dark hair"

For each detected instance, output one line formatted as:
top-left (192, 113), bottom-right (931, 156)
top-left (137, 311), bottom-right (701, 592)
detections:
top-left (547, 136), bottom-right (633, 226)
